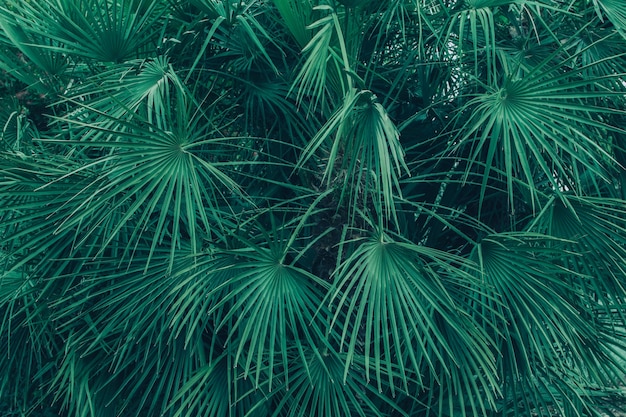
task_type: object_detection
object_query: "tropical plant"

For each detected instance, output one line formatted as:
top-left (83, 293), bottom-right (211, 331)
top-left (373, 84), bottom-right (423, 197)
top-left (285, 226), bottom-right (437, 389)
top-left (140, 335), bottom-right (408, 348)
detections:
top-left (1, 0), bottom-right (626, 416)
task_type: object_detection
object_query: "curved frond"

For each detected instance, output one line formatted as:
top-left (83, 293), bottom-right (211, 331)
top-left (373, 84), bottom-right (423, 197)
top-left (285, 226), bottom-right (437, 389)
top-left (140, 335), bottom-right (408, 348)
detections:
top-left (594, 0), bottom-right (626, 37)
top-left (203, 242), bottom-right (329, 390)
top-left (167, 351), bottom-right (268, 417)
top-left (532, 195), bottom-right (626, 321)
top-left (298, 89), bottom-right (409, 222)
top-left (1, 0), bottom-right (164, 63)
top-left (36, 101), bottom-right (243, 271)
top-left (472, 232), bottom-right (626, 415)
top-left (451, 48), bottom-right (626, 208)
top-left (327, 232), bottom-right (499, 412)
top-left (272, 0), bottom-right (314, 48)
top-left (266, 346), bottom-right (410, 417)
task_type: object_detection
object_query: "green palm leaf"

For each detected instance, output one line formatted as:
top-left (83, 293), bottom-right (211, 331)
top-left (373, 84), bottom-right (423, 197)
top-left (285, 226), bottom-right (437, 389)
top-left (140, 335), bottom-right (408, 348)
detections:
top-left (186, 0), bottom-right (280, 76)
top-left (451, 45), bottom-right (626, 208)
top-left (326, 232), bottom-right (499, 412)
top-left (0, 277), bottom-right (57, 414)
top-left (36, 98), bottom-right (243, 272)
top-left (263, 346), bottom-right (410, 417)
top-left (201, 240), bottom-right (329, 389)
top-left (167, 350), bottom-right (268, 417)
top-left (69, 55), bottom-right (185, 129)
top-left (0, 16), bottom-right (68, 81)
top-left (1, 0), bottom-right (164, 63)
top-left (298, 89), bottom-right (409, 222)
top-left (290, 9), bottom-right (341, 112)
top-left (0, 99), bottom-right (37, 153)
top-left (45, 249), bottom-right (207, 417)
top-left (446, 0), bottom-right (510, 83)
top-left (532, 195), bottom-right (626, 321)
top-left (272, 0), bottom-right (313, 48)
top-left (0, 154), bottom-right (104, 278)
top-left (471, 232), bottom-right (626, 415)
top-left (594, 0), bottom-right (626, 36)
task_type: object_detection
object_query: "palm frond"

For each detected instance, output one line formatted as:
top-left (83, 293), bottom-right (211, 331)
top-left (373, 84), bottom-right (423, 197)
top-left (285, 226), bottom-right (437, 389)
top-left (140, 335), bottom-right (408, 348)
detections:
top-left (44, 248), bottom-right (207, 417)
top-left (187, 0), bottom-right (280, 76)
top-left (450, 44), bottom-right (626, 209)
top-left (1, 0), bottom-right (164, 63)
top-left (55, 55), bottom-right (186, 147)
top-left (594, 0), bottom-right (626, 37)
top-left (0, 99), bottom-right (38, 153)
top-left (298, 89), bottom-right (409, 223)
top-left (471, 232), bottom-right (626, 415)
top-left (0, 9), bottom-right (68, 76)
top-left (0, 280), bottom-right (58, 414)
top-left (167, 350), bottom-right (268, 417)
top-left (531, 195), bottom-right (626, 323)
top-left (326, 232), bottom-right (499, 412)
top-left (264, 345), bottom-right (411, 417)
top-left (200, 239), bottom-right (330, 390)
top-left (41, 99), bottom-right (245, 271)
top-left (444, 0), bottom-right (510, 83)
top-left (290, 10), bottom-right (340, 112)
top-left (272, 0), bottom-right (314, 48)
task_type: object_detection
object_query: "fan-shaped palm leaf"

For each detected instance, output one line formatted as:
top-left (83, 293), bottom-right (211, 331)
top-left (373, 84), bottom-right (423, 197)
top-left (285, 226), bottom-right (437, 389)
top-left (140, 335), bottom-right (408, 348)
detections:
top-left (290, 10), bottom-right (340, 112)
top-left (2, 0), bottom-right (626, 415)
top-left (594, 0), bottom-right (626, 37)
top-left (531, 195), bottom-right (626, 321)
top-left (45, 248), bottom-right (207, 417)
top-left (326, 232), bottom-right (499, 413)
top-left (471, 232), bottom-right (626, 416)
top-left (0, 8), bottom-right (68, 74)
top-left (451, 44), bottom-right (626, 209)
top-left (0, 154), bottom-right (103, 278)
top-left (35, 98), bottom-right (243, 272)
top-left (1, 0), bottom-right (164, 63)
top-left (0, 276), bottom-right (58, 414)
top-left (445, 0), bottom-right (510, 82)
top-left (261, 345), bottom-right (410, 417)
top-left (272, 0), bottom-right (314, 48)
top-left (69, 55), bottom-right (185, 130)
top-left (167, 350), bottom-right (268, 417)
top-left (201, 240), bottom-right (330, 389)
top-left (186, 0), bottom-right (280, 77)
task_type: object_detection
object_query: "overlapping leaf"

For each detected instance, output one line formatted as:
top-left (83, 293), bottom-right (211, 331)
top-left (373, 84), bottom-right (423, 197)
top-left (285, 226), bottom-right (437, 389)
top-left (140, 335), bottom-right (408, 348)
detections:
top-left (471, 233), bottom-right (626, 415)
top-left (298, 89), bottom-right (409, 222)
top-left (199, 242), bottom-right (330, 390)
top-left (532, 195), bottom-right (626, 322)
top-left (326, 232), bottom-right (499, 411)
top-left (451, 47), bottom-right (626, 208)
top-left (0, 0), bottom-right (164, 63)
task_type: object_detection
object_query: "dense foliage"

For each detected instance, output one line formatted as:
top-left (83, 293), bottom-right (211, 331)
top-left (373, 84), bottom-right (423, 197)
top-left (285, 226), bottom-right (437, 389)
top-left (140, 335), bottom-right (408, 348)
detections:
top-left (2, 0), bottom-right (626, 415)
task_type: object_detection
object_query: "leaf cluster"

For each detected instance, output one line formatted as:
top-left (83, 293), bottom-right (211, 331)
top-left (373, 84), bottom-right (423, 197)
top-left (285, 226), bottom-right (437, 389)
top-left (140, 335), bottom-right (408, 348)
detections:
top-left (1, 0), bottom-right (626, 416)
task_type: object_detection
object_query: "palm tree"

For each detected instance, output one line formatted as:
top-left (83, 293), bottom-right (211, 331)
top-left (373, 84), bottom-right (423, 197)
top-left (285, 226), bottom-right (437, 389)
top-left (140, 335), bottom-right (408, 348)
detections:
top-left (1, 0), bottom-right (626, 416)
